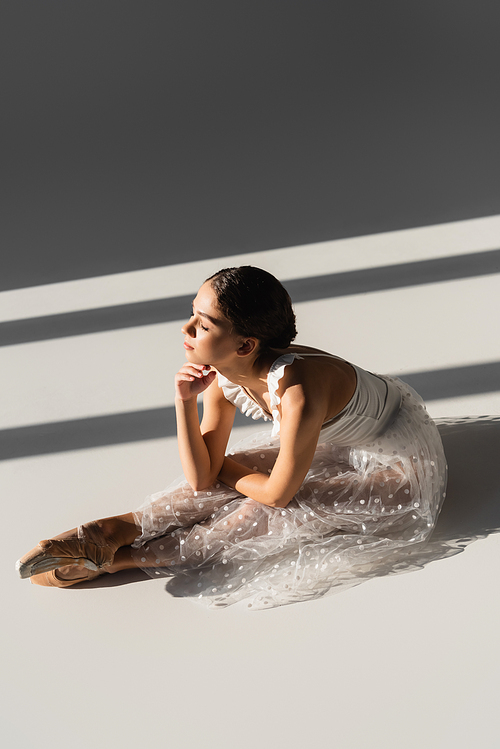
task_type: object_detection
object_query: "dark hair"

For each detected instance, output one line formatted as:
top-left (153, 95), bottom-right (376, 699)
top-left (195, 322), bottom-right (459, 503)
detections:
top-left (206, 266), bottom-right (297, 351)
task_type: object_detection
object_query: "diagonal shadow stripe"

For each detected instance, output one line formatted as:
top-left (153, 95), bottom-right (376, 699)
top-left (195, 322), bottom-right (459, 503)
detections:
top-left (401, 361), bottom-right (500, 401)
top-left (1, 361), bottom-right (498, 460)
top-left (0, 295), bottom-right (193, 347)
top-left (0, 405), bottom-right (253, 461)
top-left (2, 249), bottom-right (500, 346)
top-left (284, 248), bottom-right (500, 303)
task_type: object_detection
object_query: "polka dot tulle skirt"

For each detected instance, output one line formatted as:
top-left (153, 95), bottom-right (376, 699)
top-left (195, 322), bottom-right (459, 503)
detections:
top-left (131, 376), bottom-right (447, 609)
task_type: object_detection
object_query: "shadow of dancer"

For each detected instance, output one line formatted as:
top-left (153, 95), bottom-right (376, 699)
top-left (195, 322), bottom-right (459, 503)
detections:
top-left (430, 415), bottom-right (500, 552)
top-left (342, 414), bottom-right (500, 581)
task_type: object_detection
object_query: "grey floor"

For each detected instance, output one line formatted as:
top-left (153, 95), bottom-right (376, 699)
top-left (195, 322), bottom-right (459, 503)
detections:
top-left (2, 216), bottom-right (500, 749)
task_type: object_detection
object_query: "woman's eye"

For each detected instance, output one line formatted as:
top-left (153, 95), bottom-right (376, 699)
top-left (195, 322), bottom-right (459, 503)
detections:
top-left (190, 308), bottom-right (208, 331)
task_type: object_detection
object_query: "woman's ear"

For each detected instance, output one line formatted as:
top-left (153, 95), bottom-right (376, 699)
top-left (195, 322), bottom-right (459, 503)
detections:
top-left (236, 338), bottom-right (259, 357)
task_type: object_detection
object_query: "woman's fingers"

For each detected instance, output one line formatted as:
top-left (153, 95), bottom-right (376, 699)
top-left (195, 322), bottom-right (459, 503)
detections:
top-left (175, 365), bottom-right (215, 400)
top-left (177, 363), bottom-right (210, 379)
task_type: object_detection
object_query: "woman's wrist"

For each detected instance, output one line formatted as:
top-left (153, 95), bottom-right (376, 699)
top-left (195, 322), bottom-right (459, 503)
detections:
top-left (217, 457), bottom-right (236, 488)
top-left (175, 395), bottom-right (198, 407)
top-left (218, 457), bottom-right (261, 489)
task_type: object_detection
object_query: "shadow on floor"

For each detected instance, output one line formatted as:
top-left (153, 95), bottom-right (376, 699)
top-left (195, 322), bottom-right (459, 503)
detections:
top-left (432, 415), bottom-right (500, 545)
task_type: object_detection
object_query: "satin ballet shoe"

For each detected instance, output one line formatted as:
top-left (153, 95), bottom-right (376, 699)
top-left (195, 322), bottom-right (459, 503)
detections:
top-left (16, 521), bottom-right (119, 580)
top-left (30, 567), bottom-right (105, 588)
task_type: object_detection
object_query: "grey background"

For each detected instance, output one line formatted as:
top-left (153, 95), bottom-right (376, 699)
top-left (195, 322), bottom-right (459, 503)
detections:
top-left (2, 0), bottom-right (499, 290)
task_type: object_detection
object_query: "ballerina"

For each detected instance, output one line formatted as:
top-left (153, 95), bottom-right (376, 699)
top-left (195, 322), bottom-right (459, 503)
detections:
top-left (17, 266), bottom-right (447, 609)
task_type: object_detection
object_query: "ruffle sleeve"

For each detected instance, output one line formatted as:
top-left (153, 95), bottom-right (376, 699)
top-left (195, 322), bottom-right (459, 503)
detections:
top-left (267, 354), bottom-right (303, 437)
top-left (216, 372), bottom-right (272, 423)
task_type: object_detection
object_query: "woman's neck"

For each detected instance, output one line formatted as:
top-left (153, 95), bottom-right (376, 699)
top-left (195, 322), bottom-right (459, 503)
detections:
top-left (215, 349), bottom-right (279, 391)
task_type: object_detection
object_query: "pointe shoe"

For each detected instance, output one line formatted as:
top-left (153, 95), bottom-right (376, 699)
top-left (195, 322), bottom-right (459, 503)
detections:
top-left (16, 521), bottom-right (120, 580)
top-left (30, 567), bottom-right (104, 588)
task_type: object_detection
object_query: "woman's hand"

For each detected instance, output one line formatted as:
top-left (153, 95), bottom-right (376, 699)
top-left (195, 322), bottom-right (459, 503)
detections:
top-left (175, 363), bottom-right (217, 402)
top-left (175, 363), bottom-right (234, 491)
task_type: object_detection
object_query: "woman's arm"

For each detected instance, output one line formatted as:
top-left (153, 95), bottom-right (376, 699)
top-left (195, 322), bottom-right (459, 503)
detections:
top-left (218, 377), bottom-right (328, 507)
top-left (175, 363), bottom-right (235, 491)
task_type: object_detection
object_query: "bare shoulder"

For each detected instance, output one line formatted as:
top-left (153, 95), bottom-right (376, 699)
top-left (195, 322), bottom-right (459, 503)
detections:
top-left (277, 356), bottom-right (330, 418)
top-left (276, 349), bottom-right (356, 421)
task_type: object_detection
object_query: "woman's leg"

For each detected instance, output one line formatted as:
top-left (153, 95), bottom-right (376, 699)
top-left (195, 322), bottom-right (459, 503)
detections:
top-left (52, 512), bottom-right (140, 547)
top-left (50, 464), bottom-right (417, 583)
top-left (50, 514), bottom-right (140, 580)
top-left (22, 477), bottom-right (241, 580)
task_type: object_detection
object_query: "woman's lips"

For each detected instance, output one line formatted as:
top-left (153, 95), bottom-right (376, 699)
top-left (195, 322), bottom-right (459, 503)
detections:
top-left (184, 341), bottom-right (194, 350)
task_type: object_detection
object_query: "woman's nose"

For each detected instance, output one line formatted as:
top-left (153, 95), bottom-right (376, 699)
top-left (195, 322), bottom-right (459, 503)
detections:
top-left (182, 320), bottom-right (195, 337)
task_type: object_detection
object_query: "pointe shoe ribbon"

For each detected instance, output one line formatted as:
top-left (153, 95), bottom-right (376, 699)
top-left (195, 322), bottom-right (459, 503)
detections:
top-left (30, 567), bottom-right (104, 588)
top-left (16, 521), bottom-right (120, 580)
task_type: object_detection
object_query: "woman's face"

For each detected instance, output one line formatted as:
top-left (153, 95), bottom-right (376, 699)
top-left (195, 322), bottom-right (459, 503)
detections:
top-left (181, 282), bottom-right (243, 367)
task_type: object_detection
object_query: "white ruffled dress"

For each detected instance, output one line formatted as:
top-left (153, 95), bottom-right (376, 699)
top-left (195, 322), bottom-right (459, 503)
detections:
top-left (132, 354), bottom-right (447, 609)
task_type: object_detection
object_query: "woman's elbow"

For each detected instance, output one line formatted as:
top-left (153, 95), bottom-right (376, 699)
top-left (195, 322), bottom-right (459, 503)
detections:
top-left (265, 493), bottom-right (292, 509)
top-left (188, 472), bottom-right (221, 493)
top-left (257, 479), bottom-right (294, 508)
top-left (184, 473), bottom-right (206, 492)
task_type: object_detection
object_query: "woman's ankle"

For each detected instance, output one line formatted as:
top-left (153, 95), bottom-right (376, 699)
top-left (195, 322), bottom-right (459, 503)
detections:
top-left (92, 514), bottom-right (140, 549)
top-left (105, 545), bottom-right (138, 573)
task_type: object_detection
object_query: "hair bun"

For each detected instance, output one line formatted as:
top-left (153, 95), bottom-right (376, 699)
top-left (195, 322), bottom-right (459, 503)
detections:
top-left (207, 267), bottom-right (297, 352)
